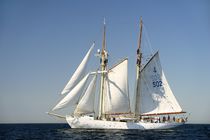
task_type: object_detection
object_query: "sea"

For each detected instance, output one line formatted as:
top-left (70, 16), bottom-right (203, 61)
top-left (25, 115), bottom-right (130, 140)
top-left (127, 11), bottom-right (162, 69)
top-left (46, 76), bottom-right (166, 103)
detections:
top-left (0, 124), bottom-right (210, 140)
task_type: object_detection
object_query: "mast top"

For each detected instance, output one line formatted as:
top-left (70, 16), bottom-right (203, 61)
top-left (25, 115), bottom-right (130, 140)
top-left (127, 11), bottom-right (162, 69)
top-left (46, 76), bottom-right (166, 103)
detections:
top-left (102, 18), bottom-right (106, 52)
top-left (138, 16), bottom-right (143, 50)
top-left (103, 17), bottom-right (106, 25)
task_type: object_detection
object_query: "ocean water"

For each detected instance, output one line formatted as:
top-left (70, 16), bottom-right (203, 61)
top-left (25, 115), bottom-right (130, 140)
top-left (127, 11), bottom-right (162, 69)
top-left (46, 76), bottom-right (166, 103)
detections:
top-left (0, 124), bottom-right (210, 140)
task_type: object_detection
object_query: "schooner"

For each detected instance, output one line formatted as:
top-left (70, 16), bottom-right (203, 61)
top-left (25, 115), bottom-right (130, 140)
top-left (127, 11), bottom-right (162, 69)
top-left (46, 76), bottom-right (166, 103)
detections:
top-left (48, 17), bottom-right (187, 129)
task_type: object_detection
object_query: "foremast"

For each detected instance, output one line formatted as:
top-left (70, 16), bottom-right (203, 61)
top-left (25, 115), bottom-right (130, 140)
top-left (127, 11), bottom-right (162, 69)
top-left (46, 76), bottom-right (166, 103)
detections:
top-left (134, 17), bottom-right (143, 118)
top-left (98, 19), bottom-right (108, 120)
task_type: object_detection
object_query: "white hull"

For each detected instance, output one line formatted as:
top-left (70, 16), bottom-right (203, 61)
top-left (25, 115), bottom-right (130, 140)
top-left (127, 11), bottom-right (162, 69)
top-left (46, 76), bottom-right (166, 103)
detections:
top-left (66, 116), bottom-right (184, 130)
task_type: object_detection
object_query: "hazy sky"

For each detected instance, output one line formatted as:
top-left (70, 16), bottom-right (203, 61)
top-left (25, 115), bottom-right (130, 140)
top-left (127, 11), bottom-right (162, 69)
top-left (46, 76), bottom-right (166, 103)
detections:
top-left (0, 0), bottom-right (209, 124)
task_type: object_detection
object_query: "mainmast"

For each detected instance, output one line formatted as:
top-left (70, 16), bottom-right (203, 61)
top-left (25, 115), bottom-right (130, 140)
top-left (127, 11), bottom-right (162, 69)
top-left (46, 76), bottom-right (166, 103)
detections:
top-left (98, 18), bottom-right (108, 120)
top-left (134, 17), bottom-right (143, 118)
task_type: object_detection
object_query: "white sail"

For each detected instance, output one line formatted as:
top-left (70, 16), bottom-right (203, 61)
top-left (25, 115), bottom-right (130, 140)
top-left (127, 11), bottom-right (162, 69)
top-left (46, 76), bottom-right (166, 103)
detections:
top-left (61, 43), bottom-right (95, 95)
top-left (104, 58), bottom-right (130, 114)
top-left (138, 52), bottom-right (182, 115)
top-left (52, 74), bottom-right (90, 111)
top-left (74, 74), bottom-right (97, 116)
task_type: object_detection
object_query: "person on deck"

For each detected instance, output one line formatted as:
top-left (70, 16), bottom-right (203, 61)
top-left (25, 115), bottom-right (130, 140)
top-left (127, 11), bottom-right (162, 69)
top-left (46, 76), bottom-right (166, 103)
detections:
top-left (173, 116), bottom-right (175, 122)
top-left (167, 115), bottom-right (170, 121)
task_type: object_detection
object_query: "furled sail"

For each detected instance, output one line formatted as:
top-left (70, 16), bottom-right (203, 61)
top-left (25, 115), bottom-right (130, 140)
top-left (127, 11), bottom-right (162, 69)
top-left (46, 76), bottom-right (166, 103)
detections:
top-left (74, 74), bottom-right (97, 116)
top-left (52, 74), bottom-right (90, 111)
top-left (61, 43), bottom-right (95, 95)
top-left (104, 58), bottom-right (130, 114)
top-left (138, 52), bottom-right (183, 115)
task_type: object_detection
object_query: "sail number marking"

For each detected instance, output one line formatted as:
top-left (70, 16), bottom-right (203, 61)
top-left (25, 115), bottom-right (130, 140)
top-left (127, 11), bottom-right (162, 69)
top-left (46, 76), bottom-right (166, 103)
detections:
top-left (153, 81), bottom-right (162, 87)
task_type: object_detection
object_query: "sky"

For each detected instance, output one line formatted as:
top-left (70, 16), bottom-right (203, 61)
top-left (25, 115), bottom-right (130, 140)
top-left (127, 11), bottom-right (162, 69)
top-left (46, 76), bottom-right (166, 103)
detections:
top-left (0, 0), bottom-right (209, 124)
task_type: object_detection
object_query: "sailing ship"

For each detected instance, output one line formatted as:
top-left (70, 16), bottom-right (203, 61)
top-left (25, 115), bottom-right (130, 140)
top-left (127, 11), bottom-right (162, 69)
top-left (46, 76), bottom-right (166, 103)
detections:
top-left (48, 17), bottom-right (187, 129)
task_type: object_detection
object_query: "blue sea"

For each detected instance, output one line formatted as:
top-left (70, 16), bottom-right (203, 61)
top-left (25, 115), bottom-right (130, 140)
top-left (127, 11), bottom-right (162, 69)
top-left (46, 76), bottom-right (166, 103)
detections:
top-left (0, 124), bottom-right (210, 139)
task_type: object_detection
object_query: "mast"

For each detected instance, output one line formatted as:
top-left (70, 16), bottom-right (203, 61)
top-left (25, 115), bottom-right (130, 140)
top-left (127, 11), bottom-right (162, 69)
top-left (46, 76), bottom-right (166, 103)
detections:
top-left (134, 17), bottom-right (143, 118)
top-left (98, 18), bottom-right (108, 120)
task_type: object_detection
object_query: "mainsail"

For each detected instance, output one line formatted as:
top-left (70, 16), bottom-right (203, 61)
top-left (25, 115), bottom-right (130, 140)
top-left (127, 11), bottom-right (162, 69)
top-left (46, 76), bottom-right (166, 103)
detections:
top-left (104, 58), bottom-right (131, 114)
top-left (61, 43), bottom-right (95, 95)
top-left (52, 74), bottom-right (90, 111)
top-left (74, 74), bottom-right (97, 116)
top-left (137, 52), bottom-right (183, 115)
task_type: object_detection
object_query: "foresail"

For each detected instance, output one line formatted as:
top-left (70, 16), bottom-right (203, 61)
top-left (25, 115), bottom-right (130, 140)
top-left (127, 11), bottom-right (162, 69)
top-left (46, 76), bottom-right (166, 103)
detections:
top-left (104, 59), bottom-right (130, 114)
top-left (139, 52), bottom-right (182, 115)
top-left (61, 43), bottom-right (95, 95)
top-left (52, 74), bottom-right (90, 111)
top-left (74, 74), bottom-right (97, 116)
